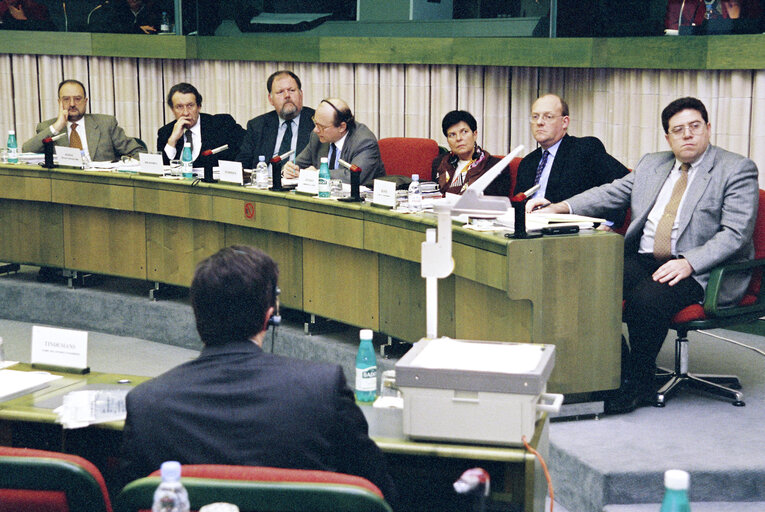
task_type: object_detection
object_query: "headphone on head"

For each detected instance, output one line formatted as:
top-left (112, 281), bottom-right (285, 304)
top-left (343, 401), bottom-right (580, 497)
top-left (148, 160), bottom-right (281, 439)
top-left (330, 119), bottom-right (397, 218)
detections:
top-left (268, 285), bottom-right (281, 327)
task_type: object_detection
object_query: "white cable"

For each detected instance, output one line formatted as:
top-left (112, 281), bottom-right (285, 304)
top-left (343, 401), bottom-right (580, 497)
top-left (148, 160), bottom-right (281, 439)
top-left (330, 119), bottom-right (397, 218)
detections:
top-left (697, 329), bottom-right (765, 358)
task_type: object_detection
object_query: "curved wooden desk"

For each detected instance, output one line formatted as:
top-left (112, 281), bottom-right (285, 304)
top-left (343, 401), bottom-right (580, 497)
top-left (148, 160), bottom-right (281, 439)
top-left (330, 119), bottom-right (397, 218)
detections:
top-left (0, 164), bottom-right (622, 394)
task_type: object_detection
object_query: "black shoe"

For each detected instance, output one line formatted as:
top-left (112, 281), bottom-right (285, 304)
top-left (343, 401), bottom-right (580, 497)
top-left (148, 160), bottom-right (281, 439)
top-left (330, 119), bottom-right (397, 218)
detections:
top-left (37, 266), bottom-right (63, 283)
top-left (604, 384), bottom-right (653, 415)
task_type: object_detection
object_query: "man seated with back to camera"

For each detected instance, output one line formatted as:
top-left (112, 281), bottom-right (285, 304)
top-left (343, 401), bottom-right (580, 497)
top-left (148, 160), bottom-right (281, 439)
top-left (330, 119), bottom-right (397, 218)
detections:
top-left (282, 98), bottom-right (385, 187)
top-left (531, 97), bottom-right (759, 414)
top-left (431, 110), bottom-right (511, 197)
top-left (121, 246), bottom-right (398, 508)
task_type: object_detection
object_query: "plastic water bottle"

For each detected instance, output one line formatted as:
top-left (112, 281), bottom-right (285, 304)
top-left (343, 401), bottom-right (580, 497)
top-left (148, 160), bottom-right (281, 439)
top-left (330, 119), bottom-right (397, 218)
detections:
top-left (181, 142), bottom-right (193, 178)
top-left (160, 11), bottom-right (171, 33)
top-left (318, 157), bottom-right (330, 198)
top-left (255, 155), bottom-right (269, 189)
top-left (660, 470), bottom-right (691, 512)
top-left (7, 130), bottom-right (18, 164)
top-left (152, 461), bottom-right (190, 512)
top-left (355, 329), bottom-right (377, 403)
top-left (408, 173), bottom-right (422, 212)
top-left (80, 150), bottom-right (92, 169)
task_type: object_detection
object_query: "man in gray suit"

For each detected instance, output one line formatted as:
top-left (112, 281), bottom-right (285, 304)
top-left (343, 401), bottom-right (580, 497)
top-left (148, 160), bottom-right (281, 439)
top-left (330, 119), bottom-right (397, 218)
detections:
top-left (22, 79), bottom-right (144, 161)
top-left (536, 97), bottom-right (759, 413)
top-left (283, 97), bottom-right (385, 186)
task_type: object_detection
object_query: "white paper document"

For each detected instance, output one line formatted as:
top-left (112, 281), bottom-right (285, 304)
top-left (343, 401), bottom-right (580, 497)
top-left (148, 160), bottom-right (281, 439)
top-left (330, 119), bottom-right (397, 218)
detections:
top-left (54, 389), bottom-right (129, 429)
top-left (0, 369), bottom-right (62, 402)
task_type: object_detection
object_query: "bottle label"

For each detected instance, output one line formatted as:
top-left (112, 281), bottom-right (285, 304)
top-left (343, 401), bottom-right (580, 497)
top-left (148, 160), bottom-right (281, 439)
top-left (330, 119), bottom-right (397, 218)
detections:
top-left (355, 366), bottom-right (377, 391)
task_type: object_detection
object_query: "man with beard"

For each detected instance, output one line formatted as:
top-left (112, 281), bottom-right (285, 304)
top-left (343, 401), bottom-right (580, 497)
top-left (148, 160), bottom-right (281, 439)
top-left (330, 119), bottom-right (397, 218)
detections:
top-left (22, 79), bottom-right (144, 161)
top-left (236, 70), bottom-right (314, 169)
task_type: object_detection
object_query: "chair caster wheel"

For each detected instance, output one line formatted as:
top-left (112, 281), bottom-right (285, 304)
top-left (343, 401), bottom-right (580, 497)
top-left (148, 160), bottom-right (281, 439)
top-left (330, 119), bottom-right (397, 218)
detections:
top-left (653, 402), bottom-right (666, 408)
top-left (732, 400), bottom-right (745, 407)
top-left (730, 383), bottom-right (743, 390)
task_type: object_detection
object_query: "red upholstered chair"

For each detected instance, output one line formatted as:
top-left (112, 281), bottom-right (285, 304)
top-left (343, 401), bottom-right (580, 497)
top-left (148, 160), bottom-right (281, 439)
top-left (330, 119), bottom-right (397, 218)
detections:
top-left (115, 465), bottom-right (392, 512)
top-left (508, 157), bottom-right (522, 197)
top-left (0, 446), bottom-right (113, 512)
top-left (655, 188), bottom-right (765, 407)
top-left (378, 137), bottom-right (439, 178)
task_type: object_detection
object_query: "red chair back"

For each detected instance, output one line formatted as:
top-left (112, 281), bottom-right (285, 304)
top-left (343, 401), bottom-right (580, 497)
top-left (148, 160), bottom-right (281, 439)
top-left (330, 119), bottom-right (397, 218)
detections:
top-left (378, 137), bottom-right (439, 178)
top-left (0, 446), bottom-right (113, 512)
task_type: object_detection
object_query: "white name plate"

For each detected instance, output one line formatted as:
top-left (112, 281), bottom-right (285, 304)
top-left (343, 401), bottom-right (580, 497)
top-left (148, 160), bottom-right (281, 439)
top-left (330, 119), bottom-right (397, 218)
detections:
top-left (373, 179), bottom-right (397, 208)
top-left (296, 168), bottom-right (319, 195)
top-left (31, 325), bottom-right (88, 371)
top-left (218, 160), bottom-right (244, 184)
top-left (139, 152), bottom-right (164, 174)
top-left (55, 146), bottom-right (84, 168)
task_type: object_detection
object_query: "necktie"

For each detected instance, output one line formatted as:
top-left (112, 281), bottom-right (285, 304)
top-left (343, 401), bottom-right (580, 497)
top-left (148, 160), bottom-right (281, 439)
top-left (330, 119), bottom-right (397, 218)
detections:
top-left (185, 130), bottom-right (193, 154)
top-left (653, 162), bottom-right (691, 261)
top-left (533, 149), bottom-right (550, 185)
top-left (328, 143), bottom-right (338, 169)
top-left (278, 120), bottom-right (293, 157)
top-left (69, 123), bottom-right (83, 150)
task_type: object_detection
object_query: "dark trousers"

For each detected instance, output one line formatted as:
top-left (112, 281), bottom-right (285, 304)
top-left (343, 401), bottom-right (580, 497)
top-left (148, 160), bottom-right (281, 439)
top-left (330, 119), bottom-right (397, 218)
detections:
top-left (622, 253), bottom-right (704, 382)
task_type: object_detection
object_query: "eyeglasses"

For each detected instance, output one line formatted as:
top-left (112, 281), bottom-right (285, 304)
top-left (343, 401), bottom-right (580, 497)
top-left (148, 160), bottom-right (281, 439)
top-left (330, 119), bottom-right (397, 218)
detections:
top-left (668, 121), bottom-right (705, 138)
top-left (446, 128), bottom-right (473, 140)
top-left (529, 113), bottom-right (564, 124)
top-left (311, 116), bottom-right (330, 131)
top-left (61, 96), bottom-right (85, 104)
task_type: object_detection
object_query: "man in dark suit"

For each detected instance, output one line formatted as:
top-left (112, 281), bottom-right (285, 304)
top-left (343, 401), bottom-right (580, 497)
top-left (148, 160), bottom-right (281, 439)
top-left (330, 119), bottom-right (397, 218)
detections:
top-left (22, 79), bottom-right (144, 161)
top-left (515, 94), bottom-right (629, 225)
top-left (156, 83), bottom-right (244, 168)
top-left (121, 245), bottom-right (397, 507)
top-left (536, 97), bottom-right (759, 414)
top-left (236, 70), bottom-right (315, 169)
top-left (284, 97), bottom-right (385, 186)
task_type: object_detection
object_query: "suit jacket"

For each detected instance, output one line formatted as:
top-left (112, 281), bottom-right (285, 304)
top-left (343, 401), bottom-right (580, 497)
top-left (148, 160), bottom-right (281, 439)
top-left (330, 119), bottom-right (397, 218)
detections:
top-left (22, 113), bottom-right (145, 161)
top-left (236, 108), bottom-right (315, 169)
top-left (156, 113), bottom-right (245, 167)
top-left (295, 122), bottom-right (386, 187)
top-left (514, 134), bottom-right (629, 225)
top-left (121, 340), bottom-right (397, 506)
top-left (566, 145), bottom-right (759, 306)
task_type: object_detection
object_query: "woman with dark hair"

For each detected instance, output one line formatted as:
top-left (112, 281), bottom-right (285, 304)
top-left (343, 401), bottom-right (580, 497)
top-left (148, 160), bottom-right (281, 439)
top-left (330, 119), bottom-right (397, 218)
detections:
top-left (431, 110), bottom-right (510, 197)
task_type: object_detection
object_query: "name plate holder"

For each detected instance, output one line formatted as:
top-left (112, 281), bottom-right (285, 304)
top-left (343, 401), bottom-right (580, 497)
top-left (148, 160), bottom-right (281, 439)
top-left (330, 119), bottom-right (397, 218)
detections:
top-left (55, 146), bottom-right (84, 169)
top-left (295, 169), bottom-right (319, 195)
top-left (31, 325), bottom-right (90, 374)
top-left (372, 179), bottom-right (397, 209)
top-left (218, 160), bottom-right (244, 185)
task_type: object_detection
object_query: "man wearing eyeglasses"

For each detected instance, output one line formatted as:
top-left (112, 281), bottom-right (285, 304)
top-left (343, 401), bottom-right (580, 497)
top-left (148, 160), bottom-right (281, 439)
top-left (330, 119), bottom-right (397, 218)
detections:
top-left (157, 82), bottom-right (244, 167)
top-left (22, 79), bottom-right (145, 161)
top-left (535, 97), bottom-right (759, 414)
top-left (283, 97), bottom-right (385, 186)
top-left (236, 70), bottom-right (315, 169)
top-left (514, 93), bottom-right (628, 225)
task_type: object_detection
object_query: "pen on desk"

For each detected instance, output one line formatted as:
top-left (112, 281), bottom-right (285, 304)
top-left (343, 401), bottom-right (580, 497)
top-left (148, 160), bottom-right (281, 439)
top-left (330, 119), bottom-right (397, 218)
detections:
top-left (531, 202), bottom-right (551, 212)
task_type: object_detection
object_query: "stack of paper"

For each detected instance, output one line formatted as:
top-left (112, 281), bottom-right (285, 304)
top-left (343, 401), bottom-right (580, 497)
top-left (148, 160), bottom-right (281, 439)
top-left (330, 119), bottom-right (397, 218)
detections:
top-left (0, 369), bottom-right (62, 402)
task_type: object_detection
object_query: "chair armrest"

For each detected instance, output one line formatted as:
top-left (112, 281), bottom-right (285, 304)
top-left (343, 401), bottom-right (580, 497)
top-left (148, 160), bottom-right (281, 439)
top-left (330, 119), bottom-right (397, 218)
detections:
top-left (702, 257), bottom-right (765, 317)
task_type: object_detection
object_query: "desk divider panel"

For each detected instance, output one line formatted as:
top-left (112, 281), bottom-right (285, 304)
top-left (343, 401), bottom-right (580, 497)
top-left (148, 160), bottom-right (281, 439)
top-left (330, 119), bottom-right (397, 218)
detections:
top-left (51, 171), bottom-right (135, 211)
top-left (0, 168), bottom-right (52, 202)
top-left (0, 199), bottom-right (63, 267)
top-left (302, 239), bottom-right (380, 331)
top-left (211, 190), bottom-right (290, 233)
top-left (133, 181), bottom-right (214, 221)
top-left (63, 205), bottom-right (147, 279)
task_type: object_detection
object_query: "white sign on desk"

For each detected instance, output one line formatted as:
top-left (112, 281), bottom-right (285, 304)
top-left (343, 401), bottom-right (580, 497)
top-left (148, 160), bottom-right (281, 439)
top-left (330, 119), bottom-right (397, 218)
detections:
top-left (139, 152), bottom-right (164, 175)
top-left (55, 146), bottom-right (83, 168)
top-left (296, 168), bottom-right (319, 195)
top-left (31, 325), bottom-right (88, 371)
top-left (218, 160), bottom-right (243, 185)
top-left (373, 179), bottom-right (397, 208)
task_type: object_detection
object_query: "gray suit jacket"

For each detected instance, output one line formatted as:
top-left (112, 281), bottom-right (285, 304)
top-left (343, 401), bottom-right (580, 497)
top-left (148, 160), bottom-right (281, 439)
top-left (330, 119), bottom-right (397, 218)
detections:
top-left (294, 122), bottom-right (385, 186)
top-left (567, 145), bottom-right (759, 306)
top-left (22, 113), bottom-right (145, 161)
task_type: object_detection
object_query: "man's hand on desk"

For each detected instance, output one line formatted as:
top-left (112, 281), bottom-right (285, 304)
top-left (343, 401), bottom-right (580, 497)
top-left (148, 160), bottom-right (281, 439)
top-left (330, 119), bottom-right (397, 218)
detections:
top-left (527, 199), bottom-right (569, 215)
top-left (282, 160), bottom-right (302, 179)
top-left (653, 257), bottom-right (693, 286)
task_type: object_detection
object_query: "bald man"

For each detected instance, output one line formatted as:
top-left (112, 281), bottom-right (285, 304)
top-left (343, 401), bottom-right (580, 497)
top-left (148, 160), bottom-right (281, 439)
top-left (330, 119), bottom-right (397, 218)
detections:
top-left (514, 93), bottom-right (629, 225)
top-left (283, 98), bottom-right (385, 186)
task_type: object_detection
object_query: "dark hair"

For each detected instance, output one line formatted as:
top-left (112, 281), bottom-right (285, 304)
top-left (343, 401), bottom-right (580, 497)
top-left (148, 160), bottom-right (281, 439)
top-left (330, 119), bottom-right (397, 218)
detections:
top-left (166, 83), bottom-right (202, 108)
top-left (661, 97), bottom-right (708, 133)
top-left (441, 110), bottom-right (477, 136)
top-left (58, 79), bottom-right (87, 99)
top-left (321, 99), bottom-right (355, 129)
top-left (190, 246), bottom-right (279, 346)
top-left (267, 70), bottom-right (302, 94)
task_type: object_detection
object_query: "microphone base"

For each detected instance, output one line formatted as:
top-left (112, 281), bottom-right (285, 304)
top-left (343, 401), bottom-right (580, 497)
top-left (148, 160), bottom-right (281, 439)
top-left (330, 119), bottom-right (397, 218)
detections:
top-left (511, 231), bottom-right (542, 240)
top-left (337, 196), bottom-right (363, 203)
top-left (201, 178), bottom-right (218, 183)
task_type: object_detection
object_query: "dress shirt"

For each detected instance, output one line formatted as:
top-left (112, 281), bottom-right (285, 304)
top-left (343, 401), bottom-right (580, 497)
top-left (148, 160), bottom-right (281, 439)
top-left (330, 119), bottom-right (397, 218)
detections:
top-left (638, 151), bottom-right (705, 256)
top-left (164, 117), bottom-right (202, 161)
top-left (330, 132), bottom-right (348, 168)
top-left (532, 138), bottom-right (563, 199)
top-left (273, 112), bottom-right (304, 159)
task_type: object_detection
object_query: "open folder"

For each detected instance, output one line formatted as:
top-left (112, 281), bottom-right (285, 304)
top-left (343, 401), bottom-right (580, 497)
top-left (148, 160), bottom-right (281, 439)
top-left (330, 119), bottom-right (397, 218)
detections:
top-left (0, 369), bottom-right (62, 402)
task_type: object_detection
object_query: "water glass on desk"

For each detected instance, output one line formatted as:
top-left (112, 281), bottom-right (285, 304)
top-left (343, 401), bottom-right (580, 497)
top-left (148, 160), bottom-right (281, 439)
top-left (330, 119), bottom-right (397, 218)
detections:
top-left (0, 148), bottom-right (7, 163)
top-left (330, 179), bottom-right (344, 198)
top-left (169, 159), bottom-right (181, 177)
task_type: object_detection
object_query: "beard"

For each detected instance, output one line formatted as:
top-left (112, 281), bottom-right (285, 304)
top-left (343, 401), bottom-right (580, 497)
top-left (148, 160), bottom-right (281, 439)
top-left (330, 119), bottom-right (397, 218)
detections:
top-left (280, 102), bottom-right (298, 121)
top-left (67, 109), bottom-right (84, 122)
